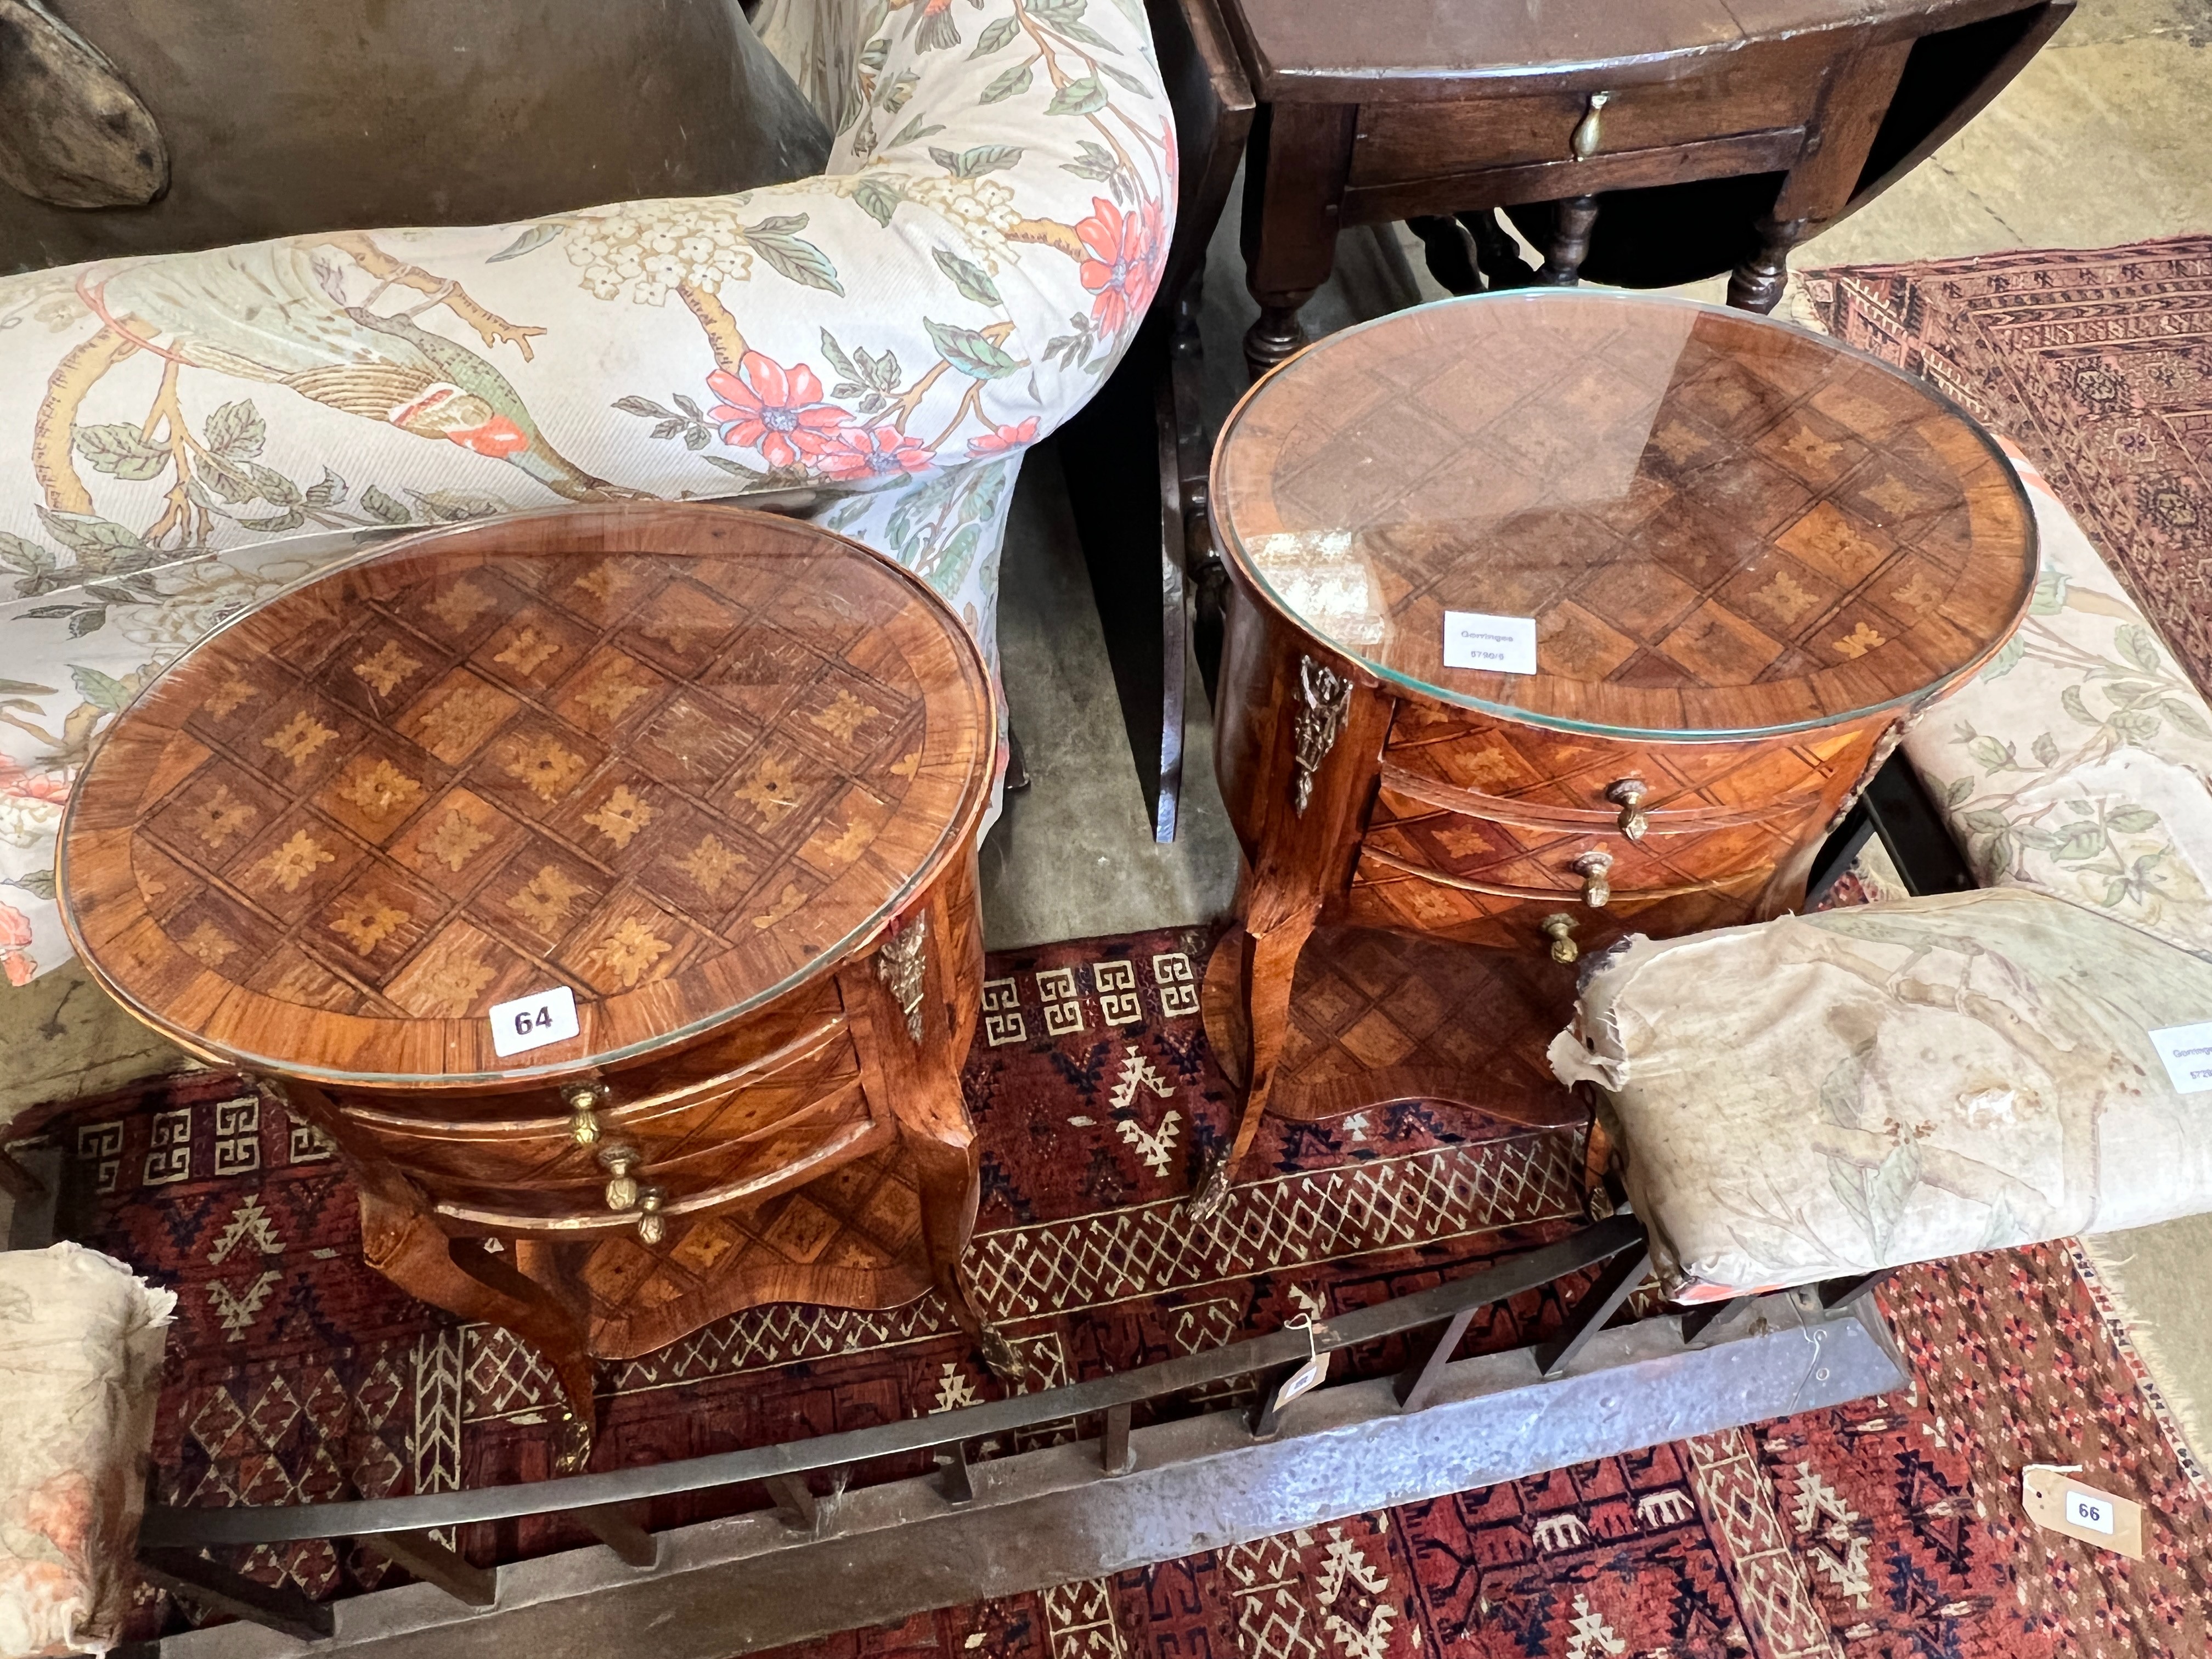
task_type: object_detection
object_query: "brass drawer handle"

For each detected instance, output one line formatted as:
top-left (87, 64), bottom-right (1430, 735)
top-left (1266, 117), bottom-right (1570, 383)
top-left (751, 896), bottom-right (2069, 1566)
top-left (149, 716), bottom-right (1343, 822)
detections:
top-left (563, 1082), bottom-right (609, 1147)
top-left (1605, 778), bottom-right (1649, 840)
top-left (1542, 912), bottom-right (1579, 964)
top-left (636, 1188), bottom-right (667, 1246)
top-left (1571, 849), bottom-right (1613, 908)
top-left (599, 1143), bottom-right (643, 1212)
top-left (1571, 91), bottom-right (1611, 161)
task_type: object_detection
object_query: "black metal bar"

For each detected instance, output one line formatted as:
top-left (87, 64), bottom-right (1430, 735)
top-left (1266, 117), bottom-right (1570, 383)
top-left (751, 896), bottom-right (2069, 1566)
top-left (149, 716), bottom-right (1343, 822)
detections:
top-left (1863, 750), bottom-right (1975, 897)
top-left (1804, 799), bottom-right (1876, 910)
top-left (1102, 1402), bottom-right (1133, 1476)
top-left (937, 1440), bottom-right (975, 1506)
top-left (137, 1547), bottom-right (336, 1641)
top-left (762, 1472), bottom-right (820, 1532)
top-left (1678, 1296), bottom-right (1748, 1344)
top-left (1818, 1267), bottom-right (1896, 1310)
top-left (0, 1147), bottom-right (44, 1203)
top-left (139, 1216), bottom-right (1645, 1548)
top-left (1245, 1363), bottom-right (1302, 1437)
top-left (567, 1502), bottom-right (657, 1569)
top-left (364, 1529), bottom-right (497, 1607)
top-left (1534, 1246), bottom-right (1653, 1378)
top-left (1392, 1307), bottom-right (1478, 1412)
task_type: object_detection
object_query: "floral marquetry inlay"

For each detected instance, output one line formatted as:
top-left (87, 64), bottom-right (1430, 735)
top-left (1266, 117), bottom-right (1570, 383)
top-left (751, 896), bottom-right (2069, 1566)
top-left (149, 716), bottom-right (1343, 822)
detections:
top-left (1212, 291), bottom-right (2035, 738)
top-left (60, 506), bottom-right (994, 1084)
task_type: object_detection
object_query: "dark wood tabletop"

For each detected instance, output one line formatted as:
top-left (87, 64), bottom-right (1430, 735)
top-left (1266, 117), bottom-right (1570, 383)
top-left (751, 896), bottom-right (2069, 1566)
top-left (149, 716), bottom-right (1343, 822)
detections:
top-left (1228, 0), bottom-right (2041, 97)
top-left (59, 503), bottom-right (995, 1088)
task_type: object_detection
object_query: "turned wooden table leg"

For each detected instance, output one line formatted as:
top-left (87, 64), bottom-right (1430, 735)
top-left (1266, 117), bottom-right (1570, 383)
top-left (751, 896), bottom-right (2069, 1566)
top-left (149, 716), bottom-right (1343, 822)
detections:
top-left (1728, 215), bottom-right (1807, 313)
top-left (1538, 194), bottom-right (1600, 286)
top-left (1729, 42), bottom-right (1912, 314)
top-left (356, 1168), bottom-right (598, 1471)
top-left (1240, 101), bottom-right (1357, 380)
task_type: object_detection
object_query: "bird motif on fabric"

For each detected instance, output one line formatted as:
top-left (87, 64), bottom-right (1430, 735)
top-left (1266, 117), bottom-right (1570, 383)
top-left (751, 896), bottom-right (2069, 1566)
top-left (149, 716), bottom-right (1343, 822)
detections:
top-left (80, 241), bottom-right (639, 504)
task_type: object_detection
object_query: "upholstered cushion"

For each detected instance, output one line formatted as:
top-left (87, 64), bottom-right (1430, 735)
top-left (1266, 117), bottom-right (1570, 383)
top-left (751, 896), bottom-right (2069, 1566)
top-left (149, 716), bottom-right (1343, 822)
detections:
top-left (0, 1244), bottom-right (174, 1658)
top-left (1903, 444), bottom-right (2212, 956)
top-left (1548, 888), bottom-right (2212, 1301)
top-left (0, 0), bottom-right (1174, 985)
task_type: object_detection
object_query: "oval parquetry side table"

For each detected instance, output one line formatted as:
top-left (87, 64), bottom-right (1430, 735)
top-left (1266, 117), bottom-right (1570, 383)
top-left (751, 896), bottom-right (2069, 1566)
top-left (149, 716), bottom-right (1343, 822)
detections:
top-left (59, 502), bottom-right (1007, 1465)
top-left (1192, 290), bottom-right (2037, 1217)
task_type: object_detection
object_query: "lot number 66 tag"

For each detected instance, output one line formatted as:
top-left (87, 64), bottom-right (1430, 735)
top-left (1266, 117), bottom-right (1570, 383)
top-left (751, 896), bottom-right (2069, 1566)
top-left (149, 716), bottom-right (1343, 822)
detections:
top-left (2067, 1490), bottom-right (2115, 1534)
top-left (490, 986), bottom-right (580, 1057)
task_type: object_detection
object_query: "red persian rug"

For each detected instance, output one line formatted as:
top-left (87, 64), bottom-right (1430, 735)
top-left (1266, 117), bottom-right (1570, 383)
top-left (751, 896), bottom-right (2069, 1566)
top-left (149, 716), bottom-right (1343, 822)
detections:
top-left (1802, 234), bottom-right (2212, 697)
top-left (15, 905), bottom-right (2212, 1655)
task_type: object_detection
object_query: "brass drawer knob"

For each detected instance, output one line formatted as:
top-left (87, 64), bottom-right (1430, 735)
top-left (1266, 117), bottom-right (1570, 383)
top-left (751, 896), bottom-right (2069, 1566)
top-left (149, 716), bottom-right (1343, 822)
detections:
top-left (636, 1188), bottom-right (667, 1246)
top-left (599, 1144), bottom-right (642, 1212)
top-left (1572, 849), bottom-right (1613, 908)
top-left (1542, 913), bottom-right (1579, 964)
top-left (563, 1082), bottom-right (608, 1147)
top-left (1605, 778), bottom-right (1649, 840)
top-left (1571, 90), bottom-right (1611, 161)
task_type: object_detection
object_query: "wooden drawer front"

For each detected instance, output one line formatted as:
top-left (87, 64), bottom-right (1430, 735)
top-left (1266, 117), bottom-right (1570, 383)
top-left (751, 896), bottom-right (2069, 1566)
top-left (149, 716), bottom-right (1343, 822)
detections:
top-left (1362, 781), bottom-right (1814, 897)
top-left (1347, 48), bottom-right (1824, 189)
top-left (434, 1084), bottom-right (888, 1234)
top-left (1342, 849), bottom-right (1773, 955)
top-left (1381, 702), bottom-right (1870, 823)
top-left (337, 1019), bottom-right (863, 1220)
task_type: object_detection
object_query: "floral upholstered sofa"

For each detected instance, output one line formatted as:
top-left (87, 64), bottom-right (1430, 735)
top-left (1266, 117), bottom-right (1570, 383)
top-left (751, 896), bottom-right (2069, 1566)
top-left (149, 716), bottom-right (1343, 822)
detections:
top-left (0, 0), bottom-right (1174, 987)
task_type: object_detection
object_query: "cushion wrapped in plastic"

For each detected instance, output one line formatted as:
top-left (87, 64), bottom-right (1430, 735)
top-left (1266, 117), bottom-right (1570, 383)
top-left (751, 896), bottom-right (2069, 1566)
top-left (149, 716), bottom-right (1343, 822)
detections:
top-left (1549, 888), bottom-right (2212, 1301)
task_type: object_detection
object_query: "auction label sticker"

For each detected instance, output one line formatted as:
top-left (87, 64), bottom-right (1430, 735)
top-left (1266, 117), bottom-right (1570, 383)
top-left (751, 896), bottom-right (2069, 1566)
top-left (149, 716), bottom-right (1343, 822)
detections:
top-left (2021, 1467), bottom-right (2143, 1558)
top-left (2149, 1019), bottom-right (2212, 1093)
top-left (1442, 611), bottom-right (1537, 675)
top-left (491, 985), bottom-right (580, 1057)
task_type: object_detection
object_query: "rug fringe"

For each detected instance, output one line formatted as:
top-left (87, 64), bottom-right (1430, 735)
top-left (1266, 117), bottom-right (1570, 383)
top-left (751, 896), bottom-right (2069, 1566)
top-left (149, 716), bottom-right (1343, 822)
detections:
top-left (2069, 1237), bottom-right (2212, 1499)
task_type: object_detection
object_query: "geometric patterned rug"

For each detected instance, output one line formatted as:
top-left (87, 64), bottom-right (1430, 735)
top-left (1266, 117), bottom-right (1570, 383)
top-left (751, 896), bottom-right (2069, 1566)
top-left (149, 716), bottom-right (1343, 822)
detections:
top-left (16, 904), bottom-right (2212, 1654)
top-left (1802, 234), bottom-right (2212, 701)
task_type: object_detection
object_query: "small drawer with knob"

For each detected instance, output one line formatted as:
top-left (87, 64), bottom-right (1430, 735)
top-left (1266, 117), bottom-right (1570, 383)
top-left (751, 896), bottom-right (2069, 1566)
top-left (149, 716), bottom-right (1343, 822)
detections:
top-left (1345, 36), bottom-right (1826, 194)
top-left (1359, 776), bottom-right (1819, 902)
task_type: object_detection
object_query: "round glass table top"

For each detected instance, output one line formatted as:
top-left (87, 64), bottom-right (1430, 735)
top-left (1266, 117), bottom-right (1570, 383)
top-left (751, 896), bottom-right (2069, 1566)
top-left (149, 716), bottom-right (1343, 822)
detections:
top-left (1210, 291), bottom-right (2037, 738)
top-left (58, 504), bottom-right (995, 1088)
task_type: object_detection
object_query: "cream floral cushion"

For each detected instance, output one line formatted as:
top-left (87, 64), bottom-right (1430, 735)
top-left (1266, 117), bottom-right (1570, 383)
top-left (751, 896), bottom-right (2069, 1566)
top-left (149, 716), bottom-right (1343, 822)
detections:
top-left (0, 1244), bottom-right (174, 1658)
top-left (1904, 443), bottom-right (2212, 957)
top-left (0, 0), bottom-right (1175, 984)
top-left (1549, 888), bottom-right (2212, 1301)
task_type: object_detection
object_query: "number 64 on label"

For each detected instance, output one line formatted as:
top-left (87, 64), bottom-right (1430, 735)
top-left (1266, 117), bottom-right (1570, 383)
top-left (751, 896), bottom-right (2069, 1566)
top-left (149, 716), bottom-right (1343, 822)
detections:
top-left (490, 986), bottom-right (581, 1057)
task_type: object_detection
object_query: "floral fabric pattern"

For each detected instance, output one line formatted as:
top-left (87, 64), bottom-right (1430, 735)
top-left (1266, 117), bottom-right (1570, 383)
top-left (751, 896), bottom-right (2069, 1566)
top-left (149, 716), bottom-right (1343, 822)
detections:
top-left (1551, 887), bottom-right (2212, 1300)
top-left (1904, 443), bottom-right (2212, 956)
top-left (0, 1243), bottom-right (175, 1657)
top-left (0, 0), bottom-right (1174, 984)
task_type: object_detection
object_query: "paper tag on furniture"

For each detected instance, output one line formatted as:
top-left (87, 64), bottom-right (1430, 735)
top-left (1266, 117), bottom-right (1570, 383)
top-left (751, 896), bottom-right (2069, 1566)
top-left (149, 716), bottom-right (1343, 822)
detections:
top-left (2021, 1468), bottom-right (2143, 1558)
top-left (1442, 612), bottom-right (1536, 674)
top-left (2148, 1020), bottom-right (2212, 1094)
top-left (491, 986), bottom-right (580, 1057)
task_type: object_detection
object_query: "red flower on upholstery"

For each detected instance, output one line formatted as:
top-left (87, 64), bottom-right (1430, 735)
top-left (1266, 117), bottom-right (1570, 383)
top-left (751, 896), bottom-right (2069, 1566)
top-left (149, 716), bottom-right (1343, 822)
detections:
top-left (1077, 196), bottom-right (1158, 337)
top-left (708, 353), bottom-right (850, 470)
top-left (818, 425), bottom-right (934, 481)
top-left (445, 415), bottom-right (531, 459)
top-left (967, 417), bottom-right (1040, 456)
top-left (0, 900), bottom-right (33, 986)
